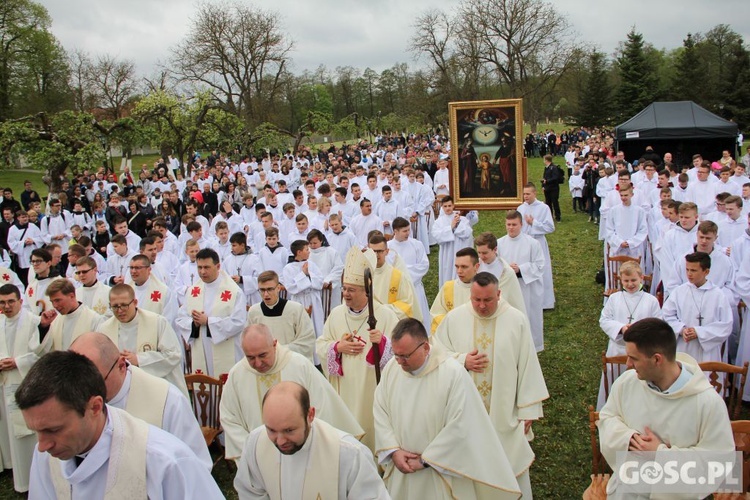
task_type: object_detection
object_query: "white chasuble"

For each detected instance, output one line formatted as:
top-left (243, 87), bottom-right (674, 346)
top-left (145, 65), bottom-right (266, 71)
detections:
top-left (75, 280), bottom-right (111, 317)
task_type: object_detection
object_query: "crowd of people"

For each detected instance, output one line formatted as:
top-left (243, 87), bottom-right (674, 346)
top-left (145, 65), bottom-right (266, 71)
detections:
top-left (0, 130), bottom-right (747, 497)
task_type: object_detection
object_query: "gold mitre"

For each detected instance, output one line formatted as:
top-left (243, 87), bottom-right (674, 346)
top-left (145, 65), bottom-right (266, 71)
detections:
top-left (343, 246), bottom-right (376, 287)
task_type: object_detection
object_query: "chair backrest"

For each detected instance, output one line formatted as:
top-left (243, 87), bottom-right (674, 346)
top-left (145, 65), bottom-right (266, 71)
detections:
top-left (185, 373), bottom-right (224, 430)
top-left (321, 284), bottom-right (332, 322)
top-left (182, 338), bottom-right (192, 376)
top-left (739, 300), bottom-right (747, 331)
top-left (432, 199), bottom-right (441, 218)
top-left (699, 361), bottom-right (749, 420)
top-left (732, 420), bottom-right (750, 493)
top-left (601, 351), bottom-right (630, 402)
top-left (410, 217), bottom-right (418, 240)
top-left (604, 250), bottom-right (640, 297)
top-left (278, 284), bottom-right (288, 300)
top-left (589, 405), bottom-right (609, 475)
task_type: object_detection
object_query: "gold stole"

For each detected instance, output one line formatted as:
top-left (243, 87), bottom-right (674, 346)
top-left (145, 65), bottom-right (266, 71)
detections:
top-left (0, 312), bottom-right (35, 438)
top-left (49, 408), bottom-right (148, 500)
top-left (77, 282), bottom-right (111, 316)
top-left (125, 366), bottom-right (169, 427)
top-left (256, 418), bottom-right (340, 500)
top-left (431, 280), bottom-right (454, 334)
top-left (46, 305), bottom-right (98, 351)
top-left (472, 312), bottom-right (499, 412)
top-left (251, 344), bottom-right (292, 405)
top-left (99, 309), bottom-right (159, 354)
top-left (185, 274), bottom-right (239, 375)
top-left (387, 268), bottom-right (413, 318)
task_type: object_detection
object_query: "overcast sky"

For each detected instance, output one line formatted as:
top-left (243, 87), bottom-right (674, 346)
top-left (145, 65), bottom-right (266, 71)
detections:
top-left (37, 0), bottom-right (750, 77)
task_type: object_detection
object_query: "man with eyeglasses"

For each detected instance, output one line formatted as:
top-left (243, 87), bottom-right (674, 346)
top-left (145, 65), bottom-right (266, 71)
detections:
top-left (374, 318), bottom-right (522, 499)
top-left (434, 272), bottom-right (548, 499)
top-left (246, 271), bottom-right (315, 363)
top-left (220, 324), bottom-right (362, 462)
top-left (23, 248), bottom-right (61, 315)
top-left (38, 278), bottom-right (102, 352)
top-left (69, 332), bottom-right (207, 469)
top-left (316, 247), bottom-right (398, 451)
top-left (126, 254), bottom-right (176, 325)
top-left (96, 283), bottom-right (186, 394)
top-left (0, 284), bottom-right (40, 493)
top-left (74, 257), bottom-right (111, 318)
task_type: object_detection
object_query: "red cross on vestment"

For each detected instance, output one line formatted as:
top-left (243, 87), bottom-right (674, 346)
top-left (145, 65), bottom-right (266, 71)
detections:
top-left (27, 287), bottom-right (34, 297)
top-left (2, 274), bottom-right (9, 282)
top-left (220, 290), bottom-right (232, 302)
top-left (150, 290), bottom-right (162, 302)
top-left (191, 286), bottom-right (201, 297)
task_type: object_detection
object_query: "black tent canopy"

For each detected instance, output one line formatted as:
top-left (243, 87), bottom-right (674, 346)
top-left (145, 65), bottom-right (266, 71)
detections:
top-left (615, 101), bottom-right (738, 167)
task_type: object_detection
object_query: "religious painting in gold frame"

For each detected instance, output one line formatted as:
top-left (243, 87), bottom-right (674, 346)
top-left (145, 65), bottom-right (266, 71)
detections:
top-left (449, 99), bottom-right (526, 210)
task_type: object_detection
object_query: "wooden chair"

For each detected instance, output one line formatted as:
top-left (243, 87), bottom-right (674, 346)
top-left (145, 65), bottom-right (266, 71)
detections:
top-left (603, 252), bottom-right (640, 297)
top-left (185, 373), bottom-right (228, 470)
top-left (432, 199), bottom-right (442, 219)
top-left (182, 338), bottom-right (192, 375)
top-left (278, 284), bottom-right (287, 300)
top-left (321, 283), bottom-right (333, 322)
top-left (698, 361), bottom-right (749, 420)
top-left (714, 420), bottom-right (750, 498)
top-left (410, 216), bottom-right (418, 240)
top-left (601, 352), bottom-right (630, 403)
top-left (584, 405), bottom-right (610, 500)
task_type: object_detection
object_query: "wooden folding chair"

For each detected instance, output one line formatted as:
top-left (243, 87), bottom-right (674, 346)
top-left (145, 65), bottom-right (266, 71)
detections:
top-left (583, 405), bottom-right (610, 500)
top-left (698, 361), bottom-right (749, 420)
top-left (185, 373), bottom-right (229, 470)
top-left (278, 284), bottom-right (288, 300)
top-left (603, 251), bottom-right (640, 298)
top-left (714, 420), bottom-right (750, 498)
top-left (601, 352), bottom-right (629, 402)
top-left (321, 283), bottom-right (333, 322)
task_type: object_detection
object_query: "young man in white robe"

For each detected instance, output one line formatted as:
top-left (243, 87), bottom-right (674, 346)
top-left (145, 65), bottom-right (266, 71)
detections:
top-left (431, 196), bottom-right (474, 288)
top-left (498, 210), bottom-right (546, 352)
top-left (316, 247), bottom-right (398, 451)
top-left (597, 262), bottom-right (662, 410)
top-left (325, 213), bottom-right (358, 262)
top-left (223, 232), bottom-right (261, 307)
top-left (97, 284), bottom-right (187, 397)
top-left (17, 351), bottom-right (224, 499)
top-left (434, 273), bottom-right (549, 499)
top-left (7, 210), bottom-right (43, 286)
top-left (246, 271), bottom-right (316, 363)
top-left (258, 227), bottom-right (290, 277)
top-left (105, 235), bottom-right (136, 287)
top-left (517, 183), bottom-right (556, 309)
top-left (717, 195), bottom-right (746, 249)
top-left (235, 382), bottom-right (388, 499)
top-left (39, 199), bottom-right (72, 268)
top-left (0, 284), bottom-right (40, 493)
top-left (307, 229), bottom-right (344, 315)
top-left (430, 247), bottom-right (481, 334)
top-left (374, 318), bottom-right (523, 500)
top-left (38, 279), bottom-right (103, 354)
top-left (597, 318), bottom-right (735, 498)
top-left (220, 326), bottom-right (363, 462)
top-left (23, 248), bottom-right (61, 315)
top-left (175, 248), bottom-right (246, 378)
top-left (659, 202), bottom-right (700, 298)
top-left (281, 240), bottom-right (325, 341)
top-left (126, 254), bottom-right (177, 326)
top-left (605, 186), bottom-right (649, 262)
top-left (69, 332), bottom-right (209, 471)
top-left (348, 199), bottom-right (383, 248)
top-left (173, 238), bottom-right (200, 306)
top-left (686, 162), bottom-right (719, 218)
top-left (374, 185), bottom-right (401, 237)
top-left (388, 217), bottom-right (431, 333)
top-left (663, 251), bottom-right (733, 364)
top-left (475, 231), bottom-right (528, 317)
top-left (73, 256), bottom-right (111, 318)
top-left (368, 233), bottom-right (422, 324)
top-left (406, 170), bottom-right (434, 254)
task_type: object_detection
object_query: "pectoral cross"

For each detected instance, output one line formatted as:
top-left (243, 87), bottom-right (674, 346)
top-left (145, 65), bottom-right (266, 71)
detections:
top-left (697, 313), bottom-right (703, 326)
top-left (190, 273), bottom-right (194, 285)
top-left (627, 314), bottom-right (634, 323)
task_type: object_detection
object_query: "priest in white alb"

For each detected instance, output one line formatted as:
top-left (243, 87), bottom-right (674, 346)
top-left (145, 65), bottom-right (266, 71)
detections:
top-left (97, 284), bottom-right (187, 397)
top-left (517, 183), bottom-right (556, 309)
top-left (0, 284), bottom-right (39, 493)
top-left (175, 248), bottom-right (245, 377)
top-left (220, 325), bottom-right (363, 461)
top-left (475, 232), bottom-right (528, 317)
top-left (434, 273), bottom-right (549, 499)
top-left (316, 247), bottom-right (398, 451)
top-left (368, 233), bottom-right (421, 323)
top-left (38, 279), bottom-right (103, 354)
top-left (430, 247), bottom-right (480, 333)
top-left (388, 217), bottom-right (431, 332)
top-left (73, 257), bottom-right (111, 317)
top-left (127, 255), bottom-right (177, 325)
top-left (374, 318), bottom-right (522, 500)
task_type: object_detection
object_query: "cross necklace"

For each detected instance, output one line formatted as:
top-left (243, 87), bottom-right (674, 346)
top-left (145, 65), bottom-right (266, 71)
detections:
top-left (622, 287), bottom-right (645, 324)
top-left (689, 287), bottom-right (705, 326)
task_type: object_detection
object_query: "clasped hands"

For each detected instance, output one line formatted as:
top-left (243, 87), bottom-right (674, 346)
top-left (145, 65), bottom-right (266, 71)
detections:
top-left (628, 426), bottom-right (665, 452)
top-left (392, 449), bottom-right (427, 474)
top-left (337, 329), bottom-right (382, 356)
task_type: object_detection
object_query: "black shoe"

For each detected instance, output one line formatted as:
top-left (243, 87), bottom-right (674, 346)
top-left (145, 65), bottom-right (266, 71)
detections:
top-left (556, 217), bottom-right (561, 222)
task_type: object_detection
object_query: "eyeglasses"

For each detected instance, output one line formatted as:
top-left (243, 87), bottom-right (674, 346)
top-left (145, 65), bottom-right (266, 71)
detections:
top-left (393, 342), bottom-right (426, 361)
top-left (30, 260), bottom-right (45, 265)
top-left (110, 299), bottom-right (135, 311)
top-left (259, 286), bottom-right (277, 294)
top-left (103, 357), bottom-right (119, 381)
top-left (75, 268), bottom-right (94, 275)
top-left (128, 266), bottom-right (149, 270)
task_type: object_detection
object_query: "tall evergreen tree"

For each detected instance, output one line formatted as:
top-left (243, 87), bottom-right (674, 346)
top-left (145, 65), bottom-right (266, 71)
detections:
top-left (721, 41), bottom-right (750, 130)
top-left (575, 51), bottom-right (613, 127)
top-left (670, 34), bottom-right (706, 103)
top-left (615, 28), bottom-right (659, 121)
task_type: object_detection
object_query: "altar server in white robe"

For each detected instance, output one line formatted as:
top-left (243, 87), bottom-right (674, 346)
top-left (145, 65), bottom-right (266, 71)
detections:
top-left (409, 171), bottom-right (435, 253)
top-left (388, 217), bottom-right (431, 332)
top-left (517, 183), bottom-right (556, 309)
top-left (0, 284), bottom-right (39, 493)
top-left (598, 318), bottom-right (735, 498)
top-left (23, 248), bottom-right (61, 315)
top-left (69, 332), bottom-right (209, 471)
top-left (223, 232), bottom-right (261, 307)
top-left (127, 254), bottom-right (177, 325)
top-left (369, 233), bottom-right (421, 323)
top-left (349, 199), bottom-right (383, 248)
top-left (374, 185), bottom-right (401, 237)
top-left (605, 186), bottom-right (648, 261)
top-left (325, 214), bottom-right (358, 261)
top-left (307, 229), bottom-right (344, 313)
top-left (686, 162), bottom-right (720, 217)
top-left (658, 202), bottom-right (700, 298)
top-left (434, 274), bottom-right (549, 499)
top-left (431, 196), bottom-right (474, 287)
top-left (73, 257), bottom-right (111, 318)
top-left (174, 238), bottom-right (200, 305)
top-left (97, 284), bottom-right (187, 397)
top-left (175, 248), bottom-right (245, 377)
top-left (104, 234), bottom-right (136, 286)
top-left (281, 239), bottom-right (325, 339)
top-left (7, 211), bottom-right (43, 285)
top-left (596, 262), bottom-right (662, 409)
top-left (220, 325), bottom-right (363, 461)
top-left (663, 251), bottom-right (732, 365)
top-left (316, 247), bottom-right (398, 451)
top-left (374, 318), bottom-right (522, 500)
top-left (38, 279), bottom-right (103, 354)
top-left (17, 351), bottom-right (224, 499)
top-left (717, 196), bottom-right (746, 249)
top-left (475, 232), bottom-right (528, 317)
top-left (235, 382), bottom-right (388, 500)
top-left (497, 211), bottom-right (546, 352)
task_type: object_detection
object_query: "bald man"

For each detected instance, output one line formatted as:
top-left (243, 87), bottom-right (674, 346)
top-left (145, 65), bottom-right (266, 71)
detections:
top-left (69, 332), bottom-right (211, 471)
top-left (220, 325), bottom-right (363, 462)
top-left (234, 381), bottom-right (389, 499)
